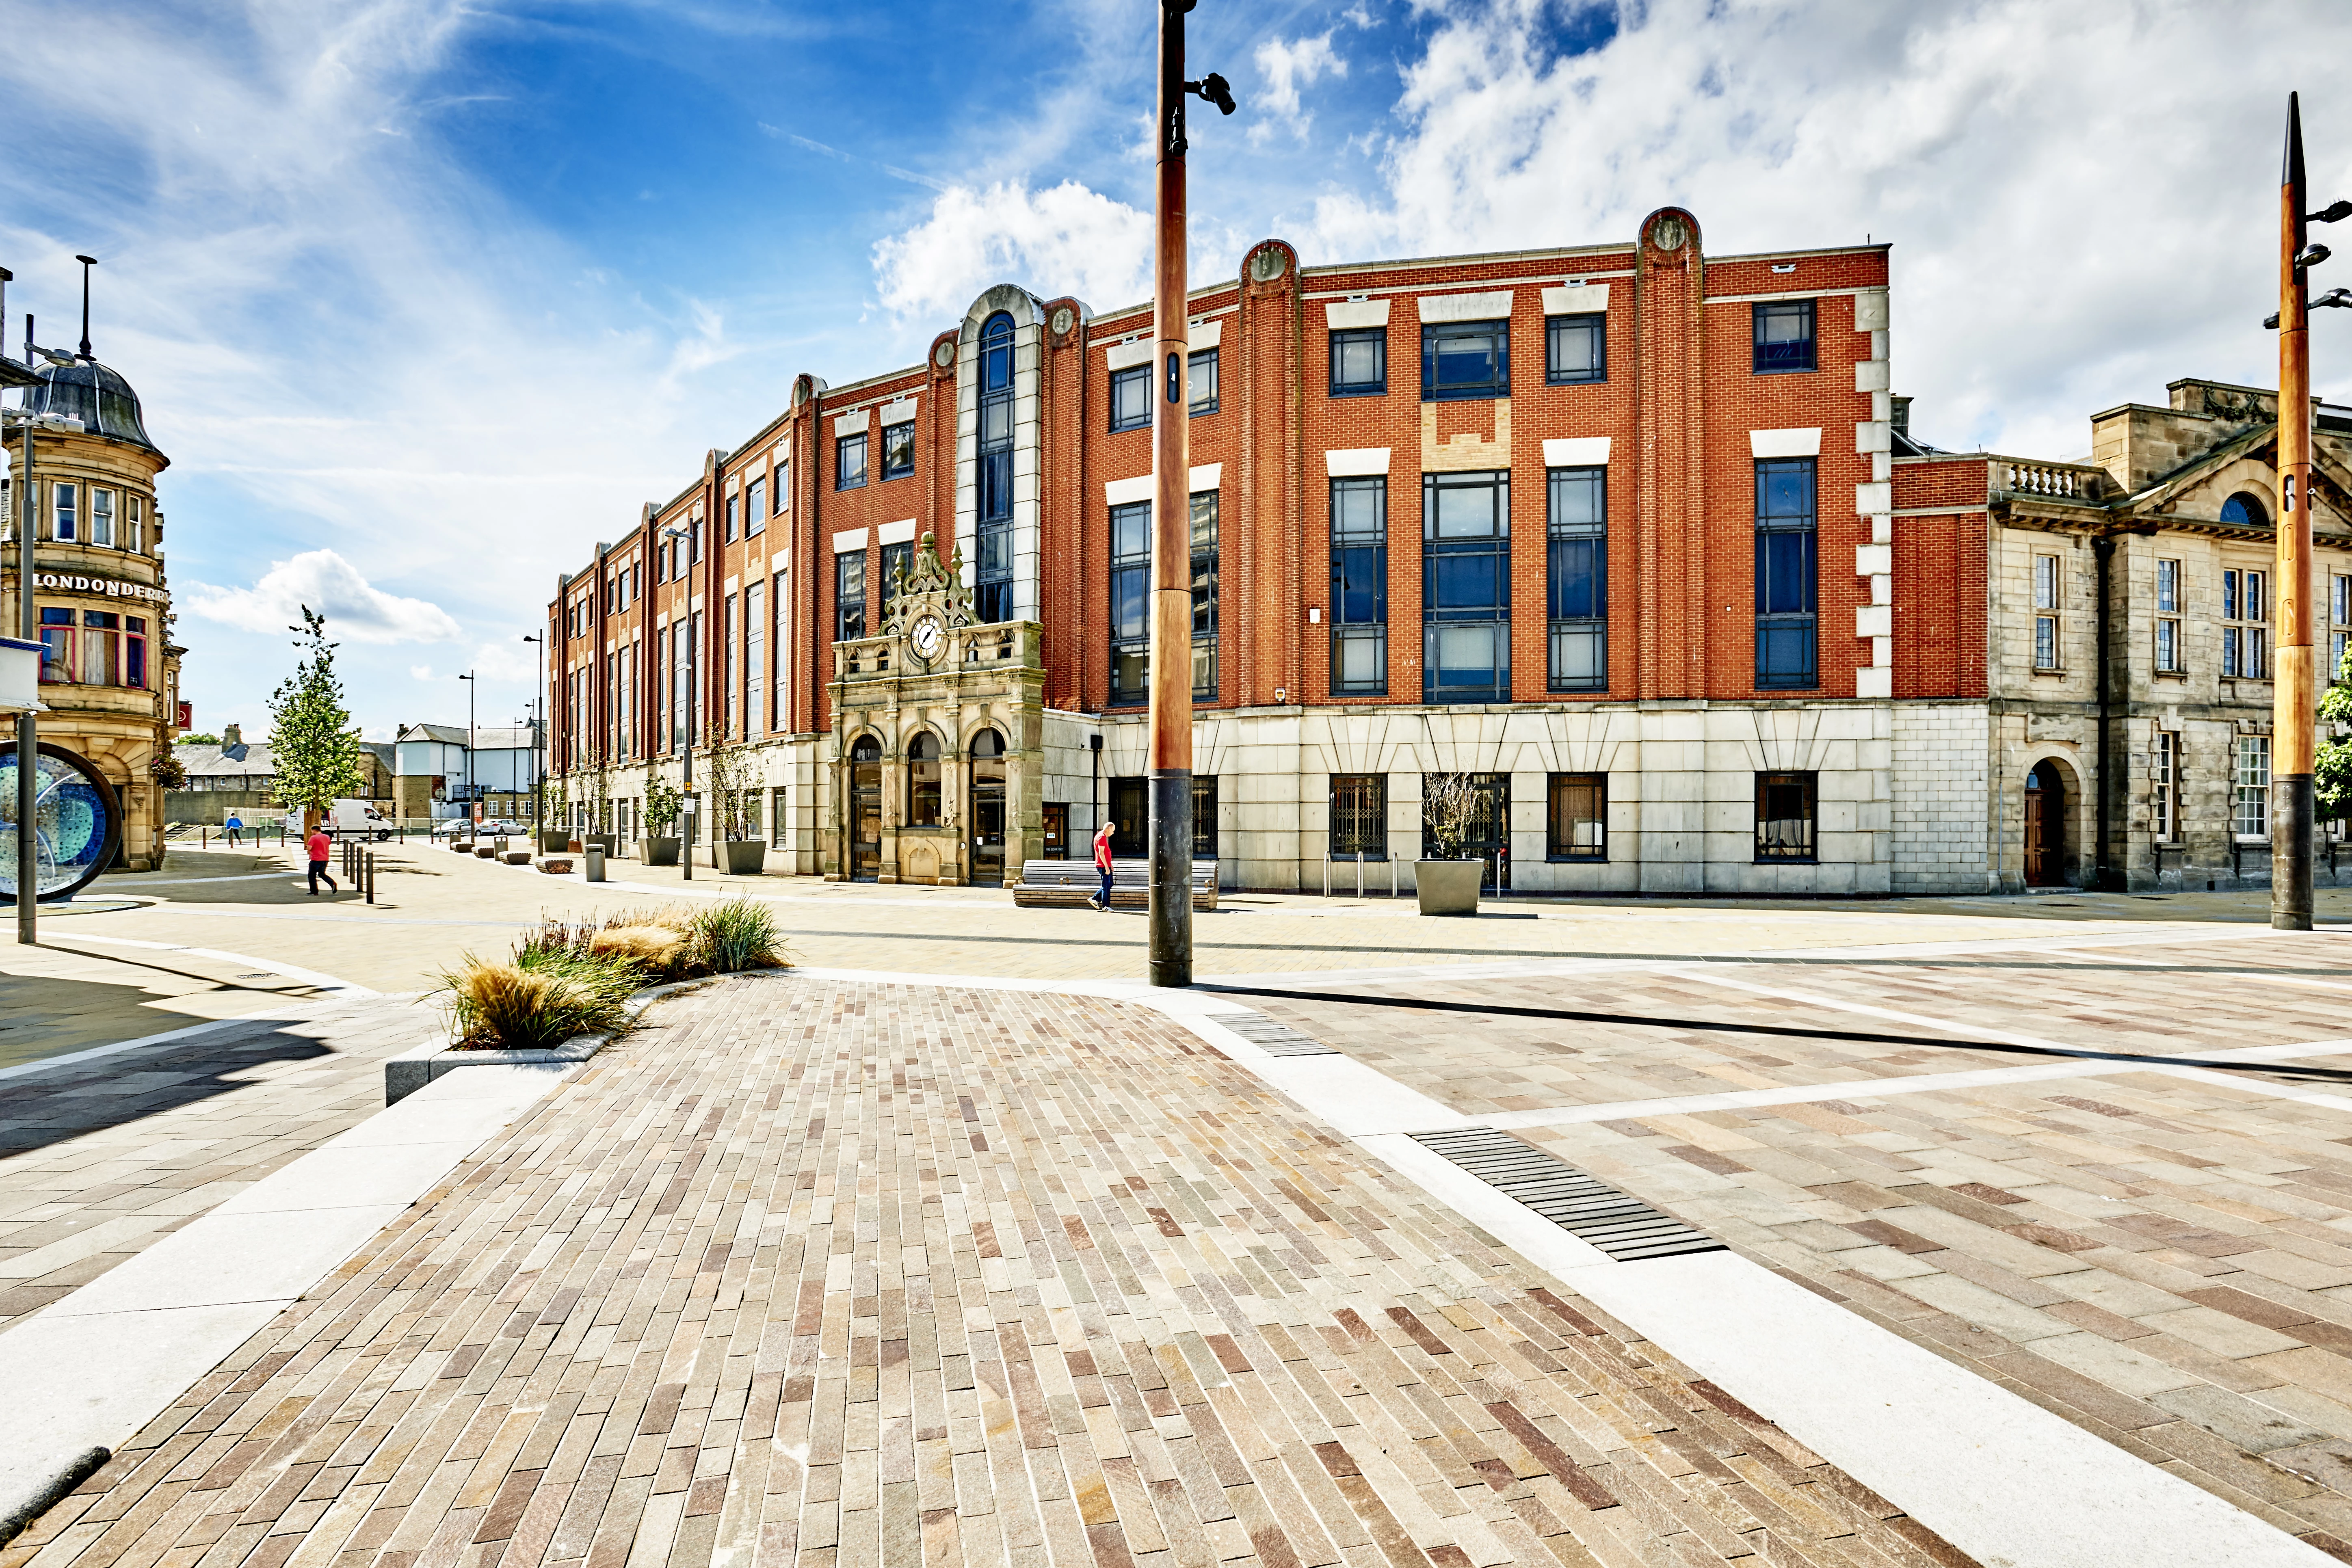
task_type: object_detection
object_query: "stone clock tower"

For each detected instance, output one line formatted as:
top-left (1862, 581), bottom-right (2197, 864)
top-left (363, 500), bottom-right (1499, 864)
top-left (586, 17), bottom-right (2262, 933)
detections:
top-left (823, 533), bottom-right (1045, 885)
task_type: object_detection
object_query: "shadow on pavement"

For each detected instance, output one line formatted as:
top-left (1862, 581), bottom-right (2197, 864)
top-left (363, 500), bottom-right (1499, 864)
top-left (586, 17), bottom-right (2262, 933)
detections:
top-left (0, 1015), bottom-right (334, 1158)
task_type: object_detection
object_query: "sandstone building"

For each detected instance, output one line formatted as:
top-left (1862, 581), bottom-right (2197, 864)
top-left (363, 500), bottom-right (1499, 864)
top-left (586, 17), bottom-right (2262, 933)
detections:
top-left (542, 209), bottom-right (2349, 895)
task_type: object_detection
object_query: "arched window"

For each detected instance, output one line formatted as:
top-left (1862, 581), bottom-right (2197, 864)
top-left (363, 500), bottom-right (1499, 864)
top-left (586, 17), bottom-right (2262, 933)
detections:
top-left (970, 727), bottom-right (1006, 759)
top-left (2221, 492), bottom-right (2268, 528)
top-left (976, 313), bottom-right (1016, 623)
top-left (908, 731), bottom-right (942, 825)
top-left (850, 734), bottom-right (881, 763)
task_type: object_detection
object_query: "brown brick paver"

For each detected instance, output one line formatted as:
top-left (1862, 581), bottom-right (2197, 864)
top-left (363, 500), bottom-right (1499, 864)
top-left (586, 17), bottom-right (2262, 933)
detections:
top-left (6, 975), bottom-right (1969, 1568)
top-left (1246, 935), bottom-right (2352, 1560)
top-left (0, 997), bottom-right (433, 1328)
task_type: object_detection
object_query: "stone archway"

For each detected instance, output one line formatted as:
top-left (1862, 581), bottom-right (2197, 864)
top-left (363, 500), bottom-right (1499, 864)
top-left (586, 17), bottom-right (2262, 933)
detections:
top-left (2023, 755), bottom-right (2079, 887)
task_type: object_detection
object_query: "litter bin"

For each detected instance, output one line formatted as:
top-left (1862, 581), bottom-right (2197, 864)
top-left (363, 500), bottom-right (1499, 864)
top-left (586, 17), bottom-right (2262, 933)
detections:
top-left (584, 845), bottom-right (606, 882)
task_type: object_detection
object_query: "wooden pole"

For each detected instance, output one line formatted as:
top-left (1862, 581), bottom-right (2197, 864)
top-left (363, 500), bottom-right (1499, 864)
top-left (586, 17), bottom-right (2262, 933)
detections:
top-left (1147, 0), bottom-right (1194, 986)
top-left (2277, 93), bottom-right (2316, 931)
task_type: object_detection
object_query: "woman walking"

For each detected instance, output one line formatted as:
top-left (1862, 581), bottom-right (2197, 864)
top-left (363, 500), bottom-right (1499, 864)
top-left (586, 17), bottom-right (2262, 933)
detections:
top-left (1089, 818), bottom-right (1116, 911)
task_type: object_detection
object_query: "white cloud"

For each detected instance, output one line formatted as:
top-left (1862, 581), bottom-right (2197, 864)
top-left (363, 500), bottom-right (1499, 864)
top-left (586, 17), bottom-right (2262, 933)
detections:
top-left (1251, 32), bottom-right (1348, 146)
top-left (1303, 0), bottom-right (2352, 456)
top-left (871, 179), bottom-right (1156, 323)
top-left (185, 549), bottom-right (462, 645)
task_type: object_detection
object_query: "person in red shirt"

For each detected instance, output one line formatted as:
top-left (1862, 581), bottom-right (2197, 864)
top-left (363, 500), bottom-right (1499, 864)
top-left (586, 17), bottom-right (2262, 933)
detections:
top-left (305, 825), bottom-right (338, 896)
top-left (1089, 819), bottom-right (1116, 912)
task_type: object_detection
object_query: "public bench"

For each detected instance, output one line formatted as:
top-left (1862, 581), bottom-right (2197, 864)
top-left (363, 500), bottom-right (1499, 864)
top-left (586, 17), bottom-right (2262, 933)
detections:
top-left (1012, 859), bottom-right (1216, 911)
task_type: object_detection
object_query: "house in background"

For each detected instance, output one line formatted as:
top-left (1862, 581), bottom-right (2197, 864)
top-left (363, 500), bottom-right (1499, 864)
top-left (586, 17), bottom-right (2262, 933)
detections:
top-left (394, 721), bottom-right (540, 820)
top-left (168, 722), bottom-right (394, 824)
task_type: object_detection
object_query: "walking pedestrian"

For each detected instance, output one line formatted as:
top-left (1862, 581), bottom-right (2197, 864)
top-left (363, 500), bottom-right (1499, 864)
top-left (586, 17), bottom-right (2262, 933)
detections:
top-left (224, 812), bottom-right (243, 848)
top-left (1090, 818), bottom-right (1116, 911)
top-left (305, 823), bottom-right (338, 896)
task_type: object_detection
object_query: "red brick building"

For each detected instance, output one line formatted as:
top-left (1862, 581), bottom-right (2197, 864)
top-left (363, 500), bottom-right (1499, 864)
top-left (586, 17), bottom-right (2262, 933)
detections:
top-left (543, 208), bottom-right (2352, 894)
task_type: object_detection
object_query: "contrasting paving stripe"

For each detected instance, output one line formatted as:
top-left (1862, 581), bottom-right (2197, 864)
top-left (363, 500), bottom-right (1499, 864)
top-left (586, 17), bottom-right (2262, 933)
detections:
top-left (1404, 1127), bottom-right (1726, 1262)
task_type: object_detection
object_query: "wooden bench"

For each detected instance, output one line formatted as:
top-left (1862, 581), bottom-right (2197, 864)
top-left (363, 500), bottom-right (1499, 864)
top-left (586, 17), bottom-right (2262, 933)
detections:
top-left (1013, 859), bottom-right (1217, 911)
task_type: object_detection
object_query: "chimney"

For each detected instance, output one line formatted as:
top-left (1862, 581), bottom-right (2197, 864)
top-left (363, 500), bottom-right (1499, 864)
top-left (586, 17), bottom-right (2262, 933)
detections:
top-left (222, 722), bottom-right (242, 748)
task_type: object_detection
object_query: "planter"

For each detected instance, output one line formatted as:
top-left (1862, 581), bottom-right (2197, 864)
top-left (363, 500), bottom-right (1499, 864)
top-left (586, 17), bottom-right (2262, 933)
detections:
top-left (474, 845), bottom-right (500, 859)
top-left (640, 836), bottom-right (681, 867)
top-left (584, 833), bottom-right (617, 855)
top-left (384, 1030), bottom-right (608, 1105)
top-left (721, 839), bottom-right (768, 875)
top-left (1415, 859), bottom-right (1482, 916)
top-left (540, 832), bottom-right (570, 852)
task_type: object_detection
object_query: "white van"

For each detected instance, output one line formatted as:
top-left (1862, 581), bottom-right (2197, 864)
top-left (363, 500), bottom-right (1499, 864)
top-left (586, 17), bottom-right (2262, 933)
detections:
top-left (329, 799), bottom-right (395, 841)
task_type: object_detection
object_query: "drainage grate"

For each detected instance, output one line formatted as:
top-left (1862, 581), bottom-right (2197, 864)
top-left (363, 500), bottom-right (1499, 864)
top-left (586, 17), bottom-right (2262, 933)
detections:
top-left (1218, 1012), bottom-right (1339, 1057)
top-left (1408, 1126), bottom-right (1725, 1261)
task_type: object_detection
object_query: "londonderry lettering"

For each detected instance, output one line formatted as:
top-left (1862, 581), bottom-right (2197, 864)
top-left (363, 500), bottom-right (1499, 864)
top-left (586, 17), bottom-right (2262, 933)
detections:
top-left (32, 570), bottom-right (166, 602)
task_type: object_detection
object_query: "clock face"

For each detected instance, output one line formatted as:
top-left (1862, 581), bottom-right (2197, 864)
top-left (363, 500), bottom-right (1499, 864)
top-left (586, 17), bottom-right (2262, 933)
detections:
top-left (911, 616), bottom-right (944, 657)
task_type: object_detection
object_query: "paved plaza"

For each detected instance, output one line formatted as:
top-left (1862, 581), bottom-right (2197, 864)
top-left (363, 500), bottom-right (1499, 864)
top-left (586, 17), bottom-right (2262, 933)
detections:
top-left (3, 848), bottom-right (2352, 1564)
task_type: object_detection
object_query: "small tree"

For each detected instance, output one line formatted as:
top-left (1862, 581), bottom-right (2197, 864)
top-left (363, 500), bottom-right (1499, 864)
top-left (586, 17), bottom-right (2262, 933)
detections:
top-left (267, 607), bottom-right (366, 833)
top-left (2318, 644), bottom-right (2352, 823)
top-left (644, 770), bottom-right (682, 837)
top-left (1419, 772), bottom-right (1484, 861)
top-left (709, 742), bottom-right (759, 841)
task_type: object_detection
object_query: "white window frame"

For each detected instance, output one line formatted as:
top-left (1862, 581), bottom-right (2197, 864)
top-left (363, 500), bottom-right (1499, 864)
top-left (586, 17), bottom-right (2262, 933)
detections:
top-left (2151, 729), bottom-right (2178, 842)
top-left (2155, 558), bottom-right (2184, 675)
top-left (2223, 567), bottom-right (2268, 680)
top-left (2032, 553), bottom-right (2061, 671)
top-left (2234, 735), bottom-right (2270, 841)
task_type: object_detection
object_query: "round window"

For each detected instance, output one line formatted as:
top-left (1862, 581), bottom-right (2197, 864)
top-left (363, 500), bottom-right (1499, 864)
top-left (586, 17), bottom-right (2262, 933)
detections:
top-left (0, 742), bottom-right (123, 902)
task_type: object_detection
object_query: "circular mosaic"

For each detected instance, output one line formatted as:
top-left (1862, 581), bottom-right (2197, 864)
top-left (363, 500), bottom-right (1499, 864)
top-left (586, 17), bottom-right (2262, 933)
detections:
top-left (1651, 215), bottom-right (1689, 253)
top-left (0, 742), bottom-right (123, 903)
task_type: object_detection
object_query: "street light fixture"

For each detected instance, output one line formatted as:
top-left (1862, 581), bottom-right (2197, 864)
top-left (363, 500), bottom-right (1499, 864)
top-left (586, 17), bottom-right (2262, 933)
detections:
top-left (662, 526), bottom-right (697, 881)
top-left (522, 634), bottom-right (543, 843)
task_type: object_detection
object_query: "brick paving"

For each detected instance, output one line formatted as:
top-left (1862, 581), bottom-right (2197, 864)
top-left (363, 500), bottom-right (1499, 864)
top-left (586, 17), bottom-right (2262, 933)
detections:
top-left (6, 976), bottom-right (1970, 1568)
top-left (0, 998), bottom-right (432, 1328)
top-left (1246, 934), bottom-right (2352, 1559)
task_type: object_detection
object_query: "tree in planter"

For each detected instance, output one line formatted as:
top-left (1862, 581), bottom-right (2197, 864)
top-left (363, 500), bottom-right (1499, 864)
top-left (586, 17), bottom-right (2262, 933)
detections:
top-left (1419, 772), bottom-right (1485, 861)
top-left (643, 771), bottom-right (682, 838)
top-left (2318, 644), bottom-right (2352, 825)
top-left (708, 742), bottom-right (759, 842)
top-left (267, 608), bottom-right (367, 833)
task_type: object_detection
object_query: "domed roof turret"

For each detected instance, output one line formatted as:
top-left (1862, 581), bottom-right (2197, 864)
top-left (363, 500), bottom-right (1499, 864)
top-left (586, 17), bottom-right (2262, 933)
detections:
top-left (25, 356), bottom-right (161, 457)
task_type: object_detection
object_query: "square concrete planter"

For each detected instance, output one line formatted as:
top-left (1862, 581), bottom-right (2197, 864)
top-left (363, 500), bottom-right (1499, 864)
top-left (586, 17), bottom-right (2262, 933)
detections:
top-left (641, 837), bottom-right (680, 866)
top-left (721, 839), bottom-right (768, 875)
top-left (540, 832), bottom-right (571, 852)
top-left (385, 1031), bottom-right (609, 1105)
top-left (1415, 859), bottom-right (1482, 916)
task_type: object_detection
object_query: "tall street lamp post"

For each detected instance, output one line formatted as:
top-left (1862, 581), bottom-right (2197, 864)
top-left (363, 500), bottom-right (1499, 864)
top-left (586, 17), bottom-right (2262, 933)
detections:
top-left (663, 526), bottom-right (697, 882)
top-left (1146, 0), bottom-right (1233, 988)
top-left (457, 670), bottom-right (476, 833)
top-left (522, 633), bottom-right (543, 841)
top-left (2272, 94), bottom-right (2352, 931)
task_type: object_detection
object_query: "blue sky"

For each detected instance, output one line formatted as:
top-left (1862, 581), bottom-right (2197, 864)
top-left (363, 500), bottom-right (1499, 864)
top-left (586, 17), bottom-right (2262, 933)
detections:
top-left (4, 0), bottom-right (2348, 742)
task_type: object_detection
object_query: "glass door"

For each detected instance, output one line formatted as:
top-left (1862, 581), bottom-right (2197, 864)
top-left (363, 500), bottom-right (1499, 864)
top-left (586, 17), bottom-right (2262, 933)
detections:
top-left (971, 728), bottom-right (1007, 886)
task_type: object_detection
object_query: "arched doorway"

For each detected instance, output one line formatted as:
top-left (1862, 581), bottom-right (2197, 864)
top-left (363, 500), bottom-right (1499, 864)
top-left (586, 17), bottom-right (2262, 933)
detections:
top-left (907, 732), bottom-right (942, 826)
top-left (970, 728), bottom-right (1007, 887)
top-left (2024, 760), bottom-right (2066, 886)
top-left (850, 735), bottom-right (883, 881)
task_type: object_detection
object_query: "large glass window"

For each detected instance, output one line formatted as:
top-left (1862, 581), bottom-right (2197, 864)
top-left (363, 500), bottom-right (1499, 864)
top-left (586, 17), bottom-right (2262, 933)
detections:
top-left (1193, 775), bottom-right (1218, 859)
top-left (1109, 502), bottom-right (1150, 704)
top-left (836, 551), bottom-right (866, 643)
top-left (1546, 467), bottom-right (1606, 690)
top-left (80, 610), bottom-right (119, 685)
top-left (723, 493), bottom-right (739, 543)
top-left (125, 615), bottom-right (147, 689)
top-left (907, 731), bottom-right (942, 826)
top-left (881, 420), bottom-right (915, 480)
top-left (880, 540), bottom-right (914, 622)
top-left (1330, 477), bottom-right (1387, 695)
top-left (1753, 299), bottom-right (1816, 374)
top-left (1547, 774), bottom-right (1606, 859)
top-left (2235, 735), bottom-right (2271, 839)
top-left (1189, 349), bottom-right (1218, 415)
top-left (2155, 558), bottom-right (2183, 674)
top-left (1331, 774), bottom-right (1387, 859)
top-left (52, 482), bottom-right (75, 542)
top-left (1423, 470), bottom-right (1510, 703)
top-left (2333, 572), bottom-right (2352, 680)
top-left (772, 569), bottom-right (789, 731)
top-left (977, 312), bottom-right (1015, 623)
top-left (1108, 495), bottom-right (1218, 703)
top-left (746, 477), bottom-right (765, 536)
top-left (1545, 315), bottom-right (1604, 384)
top-left (723, 593), bottom-right (738, 738)
top-left (1331, 328), bottom-right (1385, 396)
top-left (1110, 776), bottom-right (1147, 857)
top-left (1110, 363), bottom-right (1150, 431)
top-left (126, 495), bottom-right (144, 554)
top-left (1755, 458), bottom-right (1818, 688)
top-left (2223, 568), bottom-right (2268, 679)
top-left (90, 489), bottom-right (114, 547)
top-left (1755, 772), bottom-right (1817, 861)
top-left (2033, 554), bottom-right (2061, 671)
top-left (835, 431), bottom-right (868, 490)
top-left (1422, 320), bottom-right (1509, 402)
top-left (744, 582), bottom-right (764, 738)
top-left (38, 607), bottom-right (71, 683)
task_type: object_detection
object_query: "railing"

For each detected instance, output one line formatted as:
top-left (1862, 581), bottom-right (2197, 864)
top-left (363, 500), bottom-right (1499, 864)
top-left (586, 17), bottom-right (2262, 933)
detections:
top-left (1993, 458), bottom-right (2108, 502)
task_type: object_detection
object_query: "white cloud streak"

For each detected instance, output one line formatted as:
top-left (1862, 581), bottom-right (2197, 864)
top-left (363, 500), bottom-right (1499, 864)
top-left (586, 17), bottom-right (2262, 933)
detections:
top-left (184, 549), bottom-right (462, 644)
top-left (872, 179), bottom-right (1157, 323)
top-left (1251, 32), bottom-right (1348, 145)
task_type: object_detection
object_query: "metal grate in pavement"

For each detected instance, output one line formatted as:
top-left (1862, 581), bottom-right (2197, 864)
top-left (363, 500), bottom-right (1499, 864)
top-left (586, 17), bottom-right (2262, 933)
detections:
top-left (1218, 1012), bottom-right (1340, 1056)
top-left (1407, 1125), bottom-right (1726, 1261)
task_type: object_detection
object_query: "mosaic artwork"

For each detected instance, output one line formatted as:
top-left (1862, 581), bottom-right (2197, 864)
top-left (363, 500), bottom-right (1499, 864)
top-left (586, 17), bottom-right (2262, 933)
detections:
top-left (0, 744), bottom-right (118, 900)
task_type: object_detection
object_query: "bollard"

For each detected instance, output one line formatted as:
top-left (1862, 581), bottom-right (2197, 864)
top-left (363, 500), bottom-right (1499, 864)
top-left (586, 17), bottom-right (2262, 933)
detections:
top-left (1391, 855), bottom-right (1399, 898)
top-left (1322, 857), bottom-right (1330, 898)
top-left (364, 850), bottom-right (374, 904)
top-left (1356, 851), bottom-right (1364, 898)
